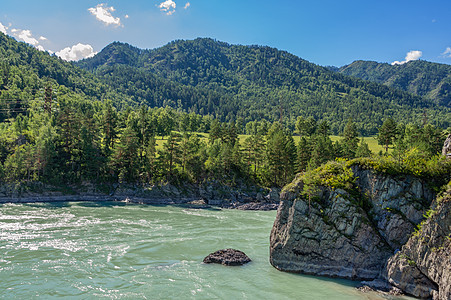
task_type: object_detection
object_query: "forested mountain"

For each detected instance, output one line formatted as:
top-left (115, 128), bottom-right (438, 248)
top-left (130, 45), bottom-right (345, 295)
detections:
top-left (337, 60), bottom-right (451, 108)
top-left (0, 33), bottom-right (449, 189)
top-left (1, 32), bottom-right (450, 135)
top-left (77, 39), bottom-right (450, 135)
top-left (0, 32), bottom-right (136, 115)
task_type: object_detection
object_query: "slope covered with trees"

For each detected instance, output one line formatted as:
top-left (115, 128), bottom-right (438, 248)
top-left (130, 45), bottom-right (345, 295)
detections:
top-left (0, 33), bottom-right (449, 190)
top-left (337, 60), bottom-right (451, 108)
top-left (77, 38), bottom-right (450, 135)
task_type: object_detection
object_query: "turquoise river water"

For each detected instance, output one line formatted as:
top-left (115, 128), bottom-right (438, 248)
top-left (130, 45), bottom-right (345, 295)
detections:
top-left (0, 202), bottom-right (410, 299)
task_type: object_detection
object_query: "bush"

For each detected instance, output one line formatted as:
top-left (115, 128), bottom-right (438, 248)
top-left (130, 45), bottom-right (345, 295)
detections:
top-left (349, 150), bottom-right (451, 189)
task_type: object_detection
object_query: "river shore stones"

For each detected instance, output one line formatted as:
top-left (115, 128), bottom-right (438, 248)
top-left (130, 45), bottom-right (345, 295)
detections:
top-left (203, 249), bottom-right (251, 266)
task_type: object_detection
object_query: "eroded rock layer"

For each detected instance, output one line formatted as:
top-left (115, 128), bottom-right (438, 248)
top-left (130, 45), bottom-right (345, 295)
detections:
top-left (270, 166), bottom-right (433, 280)
top-left (383, 187), bottom-right (450, 300)
top-left (270, 165), bottom-right (450, 299)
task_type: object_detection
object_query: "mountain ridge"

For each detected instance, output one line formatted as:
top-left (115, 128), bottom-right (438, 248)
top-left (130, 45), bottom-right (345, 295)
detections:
top-left (0, 33), bottom-right (449, 135)
top-left (337, 60), bottom-right (451, 107)
top-left (76, 38), bottom-right (450, 134)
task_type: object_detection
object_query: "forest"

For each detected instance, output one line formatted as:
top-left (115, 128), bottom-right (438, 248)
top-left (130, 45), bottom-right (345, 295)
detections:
top-left (0, 33), bottom-right (450, 190)
top-left (337, 60), bottom-right (451, 107)
top-left (76, 39), bottom-right (451, 135)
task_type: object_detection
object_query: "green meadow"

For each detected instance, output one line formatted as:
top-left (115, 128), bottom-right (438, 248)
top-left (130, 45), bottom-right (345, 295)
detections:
top-left (155, 133), bottom-right (386, 154)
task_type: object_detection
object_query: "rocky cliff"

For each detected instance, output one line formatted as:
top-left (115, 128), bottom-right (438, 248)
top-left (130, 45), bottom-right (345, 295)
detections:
top-left (443, 133), bottom-right (451, 158)
top-left (383, 184), bottom-right (450, 299)
top-left (270, 162), bottom-right (450, 299)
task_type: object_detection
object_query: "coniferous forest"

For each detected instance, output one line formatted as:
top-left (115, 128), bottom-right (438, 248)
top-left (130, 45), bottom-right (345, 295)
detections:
top-left (1, 32), bottom-right (450, 189)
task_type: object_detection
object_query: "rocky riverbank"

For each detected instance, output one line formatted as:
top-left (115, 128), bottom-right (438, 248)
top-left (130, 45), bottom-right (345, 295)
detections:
top-left (269, 163), bottom-right (450, 299)
top-left (0, 181), bottom-right (280, 210)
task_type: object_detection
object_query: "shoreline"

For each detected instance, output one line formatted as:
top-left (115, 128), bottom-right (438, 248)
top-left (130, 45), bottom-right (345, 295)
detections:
top-left (0, 195), bottom-right (279, 210)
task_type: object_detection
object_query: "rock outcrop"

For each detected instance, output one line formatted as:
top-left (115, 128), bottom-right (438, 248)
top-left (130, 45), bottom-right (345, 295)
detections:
top-left (270, 165), bottom-right (433, 280)
top-left (203, 249), bottom-right (251, 266)
top-left (270, 163), bottom-right (451, 299)
top-left (383, 185), bottom-right (450, 300)
top-left (443, 133), bottom-right (451, 159)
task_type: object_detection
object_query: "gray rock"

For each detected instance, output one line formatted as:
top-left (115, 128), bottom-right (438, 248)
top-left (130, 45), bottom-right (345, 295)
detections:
top-left (383, 252), bottom-right (438, 298)
top-left (383, 187), bottom-right (451, 300)
top-left (358, 279), bottom-right (403, 295)
top-left (270, 165), bottom-right (435, 281)
top-left (270, 187), bottom-right (392, 280)
top-left (203, 249), bottom-right (251, 266)
top-left (352, 167), bottom-right (433, 248)
top-left (442, 133), bottom-right (451, 158)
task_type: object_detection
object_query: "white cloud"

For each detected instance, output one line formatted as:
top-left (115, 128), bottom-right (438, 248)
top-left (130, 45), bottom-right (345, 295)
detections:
top-left (56, 43), bottom-right (97, 61)
top-left (159, 0), bottom-right (176, 15)
top-left (14, 29), bottom-right (39, 46)
top-left (392, 50), bottom-right (423, 65)
top-left (441, 47), bottom-right (451, 58)
top-left (88, 3), bottom-right (122, 26)
top-left (0, 22), bottom-right (7, 34)
top-left (184, 2), bottom-right (190, 9)
top-left (8, 26), bottom-right (49, 51)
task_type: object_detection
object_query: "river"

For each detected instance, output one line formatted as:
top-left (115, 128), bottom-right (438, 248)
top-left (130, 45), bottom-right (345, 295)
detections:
top-left (0, 202), bottom-right (409, 299)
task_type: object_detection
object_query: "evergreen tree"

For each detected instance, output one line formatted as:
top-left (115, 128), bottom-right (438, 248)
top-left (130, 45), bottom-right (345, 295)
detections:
top-left (209, 119), bottom-right (222, 144)
top-left (341, 118), bottom-right (359, 159)
top-left (317, 120), bottom-right (330, 136)
top-left (158, 132), bottom-right (181, 179)
top-left (265, 123), bottom-right (297, 186)
top-left (101, 101), bottom-right (118, 156)
top-left (355, 138), bottom-right (372, 158)
top-left (296, 116), bottom-right (317, 137)
top-left (297, 136), bottom-right (311, 172)
top-left (111, 124), bottom-right (140, 183)
top-left (377, 118), bottom-right (398, 152)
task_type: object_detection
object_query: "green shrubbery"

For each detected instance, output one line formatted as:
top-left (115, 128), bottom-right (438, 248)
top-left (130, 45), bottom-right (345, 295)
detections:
top-left (349, 150), bottom-right (451, 189)
top-left (297, 151), bottom-right (450, 206)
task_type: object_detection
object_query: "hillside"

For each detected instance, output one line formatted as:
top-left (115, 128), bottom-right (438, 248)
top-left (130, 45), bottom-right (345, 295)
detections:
top-left (337, 60), bottom-right (451, 108)
top-left (77, 39), bottom-right (450, 135)
top-left (1, 33), bottom-right (450, 135)
top-left (0, 32), bottom-right (136, 118)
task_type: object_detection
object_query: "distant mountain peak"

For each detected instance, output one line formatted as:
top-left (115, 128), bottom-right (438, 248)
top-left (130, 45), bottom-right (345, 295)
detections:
top-left (337, 60), bottom-right (451, 107)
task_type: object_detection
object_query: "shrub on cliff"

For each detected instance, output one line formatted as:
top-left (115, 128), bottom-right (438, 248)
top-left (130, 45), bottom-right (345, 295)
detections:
top-left (349, 150), bottom-right (451, 190)
top-left (298, 159), bottom-right (356, 201)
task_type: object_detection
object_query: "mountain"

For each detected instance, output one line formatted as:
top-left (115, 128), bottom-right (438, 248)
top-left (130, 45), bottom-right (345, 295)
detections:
top-left (77, 38), bottom-right (450, 135)
top-left (1, 33), bottom-right (449, 135)
top-left (337, 60), bottom-right (451, 108)
top-left (0, 32), bottom-right (135, 115)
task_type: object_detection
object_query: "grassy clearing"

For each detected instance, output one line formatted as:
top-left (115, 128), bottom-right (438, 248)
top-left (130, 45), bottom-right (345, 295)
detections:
top-left (157, 133), bottom-right (386, 154)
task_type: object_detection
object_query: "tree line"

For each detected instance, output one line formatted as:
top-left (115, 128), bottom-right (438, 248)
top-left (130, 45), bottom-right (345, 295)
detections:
top-left (0, 93), bottom-right (447, 188)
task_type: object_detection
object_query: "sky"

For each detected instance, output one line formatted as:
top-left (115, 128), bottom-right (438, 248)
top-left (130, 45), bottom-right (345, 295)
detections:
top-left (1, 0), bottom-right (451, 66)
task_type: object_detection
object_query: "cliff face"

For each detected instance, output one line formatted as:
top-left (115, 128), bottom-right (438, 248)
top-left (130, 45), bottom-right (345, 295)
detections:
top-left (270, 183), bottom-right (393, 280)
top-left (270, 165), bottom-right (450, 298)
top-left (443, 133), bottom-right (451, 158)
top-left (383, 186), bottom-right (450, 300)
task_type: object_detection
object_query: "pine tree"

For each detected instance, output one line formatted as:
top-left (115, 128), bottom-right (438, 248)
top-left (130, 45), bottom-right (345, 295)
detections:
top-left (355, 138), bottom-right (372, 158)
top-left (341, 118), bottom-right (359, 159)
top-left (377, 118), bottom-right (398, 152)
top-left (158, 132), bottom-right (181, 179)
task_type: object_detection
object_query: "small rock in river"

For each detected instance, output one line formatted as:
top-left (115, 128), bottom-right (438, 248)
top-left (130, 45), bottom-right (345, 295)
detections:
top-left (203, 249), bottom-right (251, 266)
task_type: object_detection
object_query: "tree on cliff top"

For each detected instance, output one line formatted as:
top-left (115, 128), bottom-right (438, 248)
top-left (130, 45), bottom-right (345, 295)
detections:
top-left (377, 118), bottom-right (398, 152)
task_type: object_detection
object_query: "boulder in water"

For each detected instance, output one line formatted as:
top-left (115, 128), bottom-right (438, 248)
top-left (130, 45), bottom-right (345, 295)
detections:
top-left (203, 249), bottom-right (251, 266)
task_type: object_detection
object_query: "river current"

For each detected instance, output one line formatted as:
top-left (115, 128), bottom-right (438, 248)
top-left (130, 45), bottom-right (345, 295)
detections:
top-left (0, 202), bottom-right (409, 299)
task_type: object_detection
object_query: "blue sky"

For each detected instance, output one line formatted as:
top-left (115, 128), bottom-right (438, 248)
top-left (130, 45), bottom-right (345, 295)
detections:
top-left (1, 0), bottom-right (451, 66)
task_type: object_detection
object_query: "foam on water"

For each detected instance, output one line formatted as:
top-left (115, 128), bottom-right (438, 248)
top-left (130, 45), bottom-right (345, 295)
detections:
top-left (0, 202), bottom-right (411, 299)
